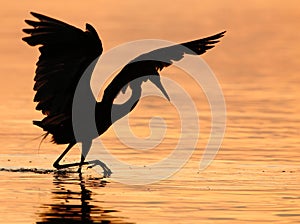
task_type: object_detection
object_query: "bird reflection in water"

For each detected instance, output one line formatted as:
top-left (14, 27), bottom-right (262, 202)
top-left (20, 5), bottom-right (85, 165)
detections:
top-left (37, 172), bottom-right (133, 224)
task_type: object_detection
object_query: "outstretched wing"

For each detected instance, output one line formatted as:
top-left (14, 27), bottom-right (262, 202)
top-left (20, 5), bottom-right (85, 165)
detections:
top-left (23, 12), bottom-right (103, 116)
top-left (102, 31), bottom-right (225, 103)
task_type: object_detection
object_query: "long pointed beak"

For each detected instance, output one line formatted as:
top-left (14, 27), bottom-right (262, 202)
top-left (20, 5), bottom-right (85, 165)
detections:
top-left (149, 76), bottom-right (170, 101)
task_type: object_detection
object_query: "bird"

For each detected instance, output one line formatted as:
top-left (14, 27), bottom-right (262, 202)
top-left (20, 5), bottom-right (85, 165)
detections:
top-left (22, 12), bottom-right (225, 175)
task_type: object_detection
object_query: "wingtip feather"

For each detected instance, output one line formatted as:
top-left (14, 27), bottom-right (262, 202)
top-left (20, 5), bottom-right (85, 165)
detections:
top-left (30, 12), bottom-right (44, 20)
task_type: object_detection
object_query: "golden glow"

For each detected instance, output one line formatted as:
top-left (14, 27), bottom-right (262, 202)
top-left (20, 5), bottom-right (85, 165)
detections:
top-left (0, 1), bottom-right (300, 223)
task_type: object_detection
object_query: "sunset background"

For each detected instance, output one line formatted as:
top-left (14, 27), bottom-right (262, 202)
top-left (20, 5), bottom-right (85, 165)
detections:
top-left (0, 1), bottom-right (299, 223)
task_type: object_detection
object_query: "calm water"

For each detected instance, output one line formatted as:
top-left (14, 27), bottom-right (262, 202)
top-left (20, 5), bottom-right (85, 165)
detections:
top-left (0, 1), bottom-right (300, 223)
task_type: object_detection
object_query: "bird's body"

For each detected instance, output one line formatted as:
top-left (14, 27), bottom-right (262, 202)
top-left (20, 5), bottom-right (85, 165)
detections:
top-left (23, 12), bottom-right (225, 174)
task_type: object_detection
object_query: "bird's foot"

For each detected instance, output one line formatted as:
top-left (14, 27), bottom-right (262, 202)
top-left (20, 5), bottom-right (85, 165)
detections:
top-left (87, 160), bottom-right (112, 178)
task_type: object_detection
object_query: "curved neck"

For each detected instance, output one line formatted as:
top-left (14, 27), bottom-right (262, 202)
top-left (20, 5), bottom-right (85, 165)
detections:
top-left (95, 87), bottom-right (141, 134)
top-left (110, 91), bottom-right (140, 123)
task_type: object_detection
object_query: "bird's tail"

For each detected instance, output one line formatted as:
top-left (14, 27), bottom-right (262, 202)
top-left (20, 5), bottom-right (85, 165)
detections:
top-left (33, 120), bottom-right (50, 151)
top-left (33, 120), bottom-right (43, 128)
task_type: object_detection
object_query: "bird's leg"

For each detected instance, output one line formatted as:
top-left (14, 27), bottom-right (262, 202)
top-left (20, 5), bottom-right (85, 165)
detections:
top-left (53, 141), bottom-right (111, 176)
top-left (53, 141), bottom-right (94, 171)
top-left (53, 142), bottom-right (76, 169)
top-left (77, 140), bottom-right (92, 173)
top-left (53, 141), bottom-right (94, 172)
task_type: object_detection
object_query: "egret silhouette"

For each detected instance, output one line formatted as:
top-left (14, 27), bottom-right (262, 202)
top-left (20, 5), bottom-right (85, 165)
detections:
top-left (23, 12), bottom-right (225, 175)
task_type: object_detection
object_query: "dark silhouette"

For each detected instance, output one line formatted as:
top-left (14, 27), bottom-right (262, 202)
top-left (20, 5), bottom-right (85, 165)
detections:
top-left (22, 12), bottom-right (225, 174)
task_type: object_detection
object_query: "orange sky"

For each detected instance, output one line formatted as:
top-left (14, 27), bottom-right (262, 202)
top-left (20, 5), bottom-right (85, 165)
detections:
top-left (0, 0), bottom-right (299, 156)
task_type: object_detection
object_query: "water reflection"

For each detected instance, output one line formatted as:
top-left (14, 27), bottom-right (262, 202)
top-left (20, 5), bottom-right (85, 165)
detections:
top-left (37, 173), bottom-right (133, 224)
